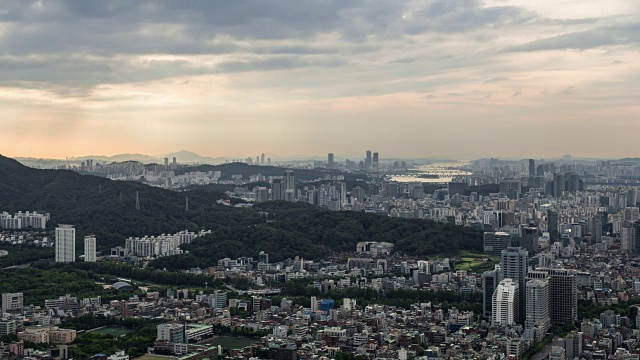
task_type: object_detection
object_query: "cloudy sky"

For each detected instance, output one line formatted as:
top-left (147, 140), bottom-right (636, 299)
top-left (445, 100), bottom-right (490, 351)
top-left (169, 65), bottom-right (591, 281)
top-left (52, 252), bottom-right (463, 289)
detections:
top-left (1, 0), bottom-right (639, 160)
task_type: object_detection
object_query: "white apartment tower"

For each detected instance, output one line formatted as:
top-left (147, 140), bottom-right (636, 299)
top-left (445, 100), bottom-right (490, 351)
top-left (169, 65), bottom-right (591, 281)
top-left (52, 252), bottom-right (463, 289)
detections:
top-left (525, 278), bottom-right (551, 342)
top-left (55, 225), bottom-right (76, 263)
top-left (84, 235), bottom-right (97, 262)
top-left (492, 278), bottom-right (519, 326)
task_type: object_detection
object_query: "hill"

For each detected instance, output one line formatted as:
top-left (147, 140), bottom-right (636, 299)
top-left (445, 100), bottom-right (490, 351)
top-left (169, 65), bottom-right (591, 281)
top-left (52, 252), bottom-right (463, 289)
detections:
top-left (149, 201), bottom-right (483, 270)
top-left (163, 150), bottom-right (224, 164)
top-left (0, 155), bottom-right (482, 264)
top-left (0, 154), bottom-right (263, 250)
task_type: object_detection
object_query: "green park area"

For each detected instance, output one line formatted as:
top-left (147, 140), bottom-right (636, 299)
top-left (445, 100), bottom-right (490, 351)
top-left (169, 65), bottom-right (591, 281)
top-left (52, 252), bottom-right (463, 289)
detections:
top-left (454, 251), bottom-right (498, 272)
top-left (91, 327), bottom-right (134, 337)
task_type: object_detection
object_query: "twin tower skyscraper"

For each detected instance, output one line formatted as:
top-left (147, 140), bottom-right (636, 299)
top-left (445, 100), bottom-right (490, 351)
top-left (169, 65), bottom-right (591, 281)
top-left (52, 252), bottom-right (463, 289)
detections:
top-left (55, 225), bottom-right (96, 263)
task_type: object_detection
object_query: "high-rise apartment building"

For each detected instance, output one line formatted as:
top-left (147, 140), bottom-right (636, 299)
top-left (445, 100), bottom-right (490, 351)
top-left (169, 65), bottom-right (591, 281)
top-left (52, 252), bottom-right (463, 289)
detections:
top-left (283, 171), bottom-right (295, 191)
top-left (84, 235), bottom-right (96, 262)
top-left (271, 178), bottom-right (283, 201)
top-left (501, 247), bottom-right (528, 324)
top-left (55, 225), bottom-right (76, 263)
top-left (492, 278), bottom-right (518, 326)
top-left (525, 277), bottom-right (551, 342)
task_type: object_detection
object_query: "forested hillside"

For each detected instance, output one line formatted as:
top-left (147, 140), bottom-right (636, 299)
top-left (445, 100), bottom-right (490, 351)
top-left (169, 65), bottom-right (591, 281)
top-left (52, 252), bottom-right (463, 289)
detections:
top-left (0, 155), bottom-right (262, 249)
top-left (0, 155), bottom-right (481, 265)
top-left (149, 202), bottom-right (483, 269)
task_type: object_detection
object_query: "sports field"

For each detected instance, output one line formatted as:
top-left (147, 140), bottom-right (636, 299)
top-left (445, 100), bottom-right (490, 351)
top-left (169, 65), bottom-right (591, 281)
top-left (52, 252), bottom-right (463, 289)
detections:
top-left (135, 355), bottom-right (173, 360)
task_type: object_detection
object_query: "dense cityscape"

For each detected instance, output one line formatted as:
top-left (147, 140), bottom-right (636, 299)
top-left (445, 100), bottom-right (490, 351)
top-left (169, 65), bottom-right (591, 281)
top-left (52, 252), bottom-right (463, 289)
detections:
top-left (2, 152), bottom-right (640, 360)
top-left (2, 1), bottom-right (640, 359)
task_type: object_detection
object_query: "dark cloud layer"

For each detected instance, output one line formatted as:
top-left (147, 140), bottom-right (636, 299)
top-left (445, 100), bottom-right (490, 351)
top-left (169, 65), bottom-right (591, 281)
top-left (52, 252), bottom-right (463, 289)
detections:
top-left (0, 0), bottom-right (637, 95)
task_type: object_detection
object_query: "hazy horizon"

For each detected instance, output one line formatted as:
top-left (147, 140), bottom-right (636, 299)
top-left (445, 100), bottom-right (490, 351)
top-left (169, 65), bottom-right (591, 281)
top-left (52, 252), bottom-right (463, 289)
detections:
top-left (1, 1), bottom-right (639, 159)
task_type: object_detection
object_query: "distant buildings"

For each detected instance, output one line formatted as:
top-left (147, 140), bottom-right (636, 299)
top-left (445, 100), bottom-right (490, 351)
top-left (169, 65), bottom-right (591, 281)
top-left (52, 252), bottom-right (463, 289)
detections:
top-left (124, 230), bottom-right (211, 258)
top-left (55, 225), bottom-right (75, 263)
top-left (0, 211), bottom-right (49, 229)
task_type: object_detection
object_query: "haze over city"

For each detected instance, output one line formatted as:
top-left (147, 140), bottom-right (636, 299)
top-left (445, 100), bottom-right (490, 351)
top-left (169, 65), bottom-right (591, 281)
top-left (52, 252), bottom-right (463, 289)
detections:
top-left (2, 0), bottom-right (639, 159)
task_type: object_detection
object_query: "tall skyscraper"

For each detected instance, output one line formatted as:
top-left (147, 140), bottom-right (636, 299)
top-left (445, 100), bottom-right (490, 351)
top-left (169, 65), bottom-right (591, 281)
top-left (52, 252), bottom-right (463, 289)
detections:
top-left (260, 153), bottom-right (265, 164)
top-left (501, 247), bottom-right (528, 324)
top-left (528, 159), bottom-right (535, 187)
top-left (372, 152), bottom-right (379, 173)
top-left (525, 277), bottom-right (551, 341)
top-left (547, 211), bottom-right (559, 242)
top-left (55, 225), bottom-right (76, 263)
top-left (528, 159), bottom-right (535, 177)
top-left (84, 235), bottom-right (96, 262)
top-left (327, 153), bottom-right (335, 169)
top-left (492, 278), bottom-right (519, 326)
top-left (365, 150), bottom-right (372, 170)
top-left (547, 268), bottom-right (577, 325)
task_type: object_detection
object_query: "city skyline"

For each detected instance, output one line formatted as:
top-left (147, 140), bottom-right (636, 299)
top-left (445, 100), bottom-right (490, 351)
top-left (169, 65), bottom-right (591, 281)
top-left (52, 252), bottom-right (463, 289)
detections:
top-left (1, 1), bottom-right (639, 159)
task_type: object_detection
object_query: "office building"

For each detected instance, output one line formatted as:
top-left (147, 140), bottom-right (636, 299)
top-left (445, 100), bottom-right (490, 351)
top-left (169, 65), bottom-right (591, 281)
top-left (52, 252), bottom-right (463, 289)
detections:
top-left (327, 153), bottom-right (335, 169)
top-left (525, 278), bottom-right (551, 342)
top-left (55, 225), bottom-right (76, 263)
top-left (372, 152), bottom-right (379, 173)
top-left (520, 226), bottom-right (538, 252)
top-left (492, 278), bottom-right (518, 326)
top-left (484, 232), bottom-right (511, 256)
top-left (547, 269), bottom-right (577, 325)
top-left (482, 266), bottom-right (502, 318)
top-left (547, 211), bottom-right (559, 241)
top-left (156, 323), bottom-right (185, 343)
top-left (528, 159), bottom-right (535, 177)
top-left (501, 247), bottom-right (528, 324)
top-left (211, 291), bottom-right (228, 309)
top-left (365, 150), bottom-right (372, 170)
top-left (84, 235), bottom-right (96, 262)
top-left (1, 293), bottom-right (23, 314)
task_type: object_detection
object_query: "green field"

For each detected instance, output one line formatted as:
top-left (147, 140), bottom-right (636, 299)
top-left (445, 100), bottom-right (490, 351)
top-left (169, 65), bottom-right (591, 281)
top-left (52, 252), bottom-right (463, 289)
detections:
top-left (135, 355), bottom-right (173, 360)
top-left (202, 336), bottom-right (258, 350)
top-left (92, 327), bottom-right (134, 337)
top-left (455, 252), bottom-right (498, 272)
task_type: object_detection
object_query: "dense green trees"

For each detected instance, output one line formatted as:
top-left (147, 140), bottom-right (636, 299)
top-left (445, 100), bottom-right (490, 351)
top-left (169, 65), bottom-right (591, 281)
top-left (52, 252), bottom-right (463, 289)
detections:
top-left (170, 204), bottom-right (483, 268)
top-left (0, 155), bottom-right (482, 269)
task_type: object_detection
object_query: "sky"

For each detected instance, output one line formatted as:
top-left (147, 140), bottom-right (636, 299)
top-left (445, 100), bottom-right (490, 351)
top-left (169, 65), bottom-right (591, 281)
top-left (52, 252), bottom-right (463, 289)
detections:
top-left (1, 0), bottom-right (639, 160)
